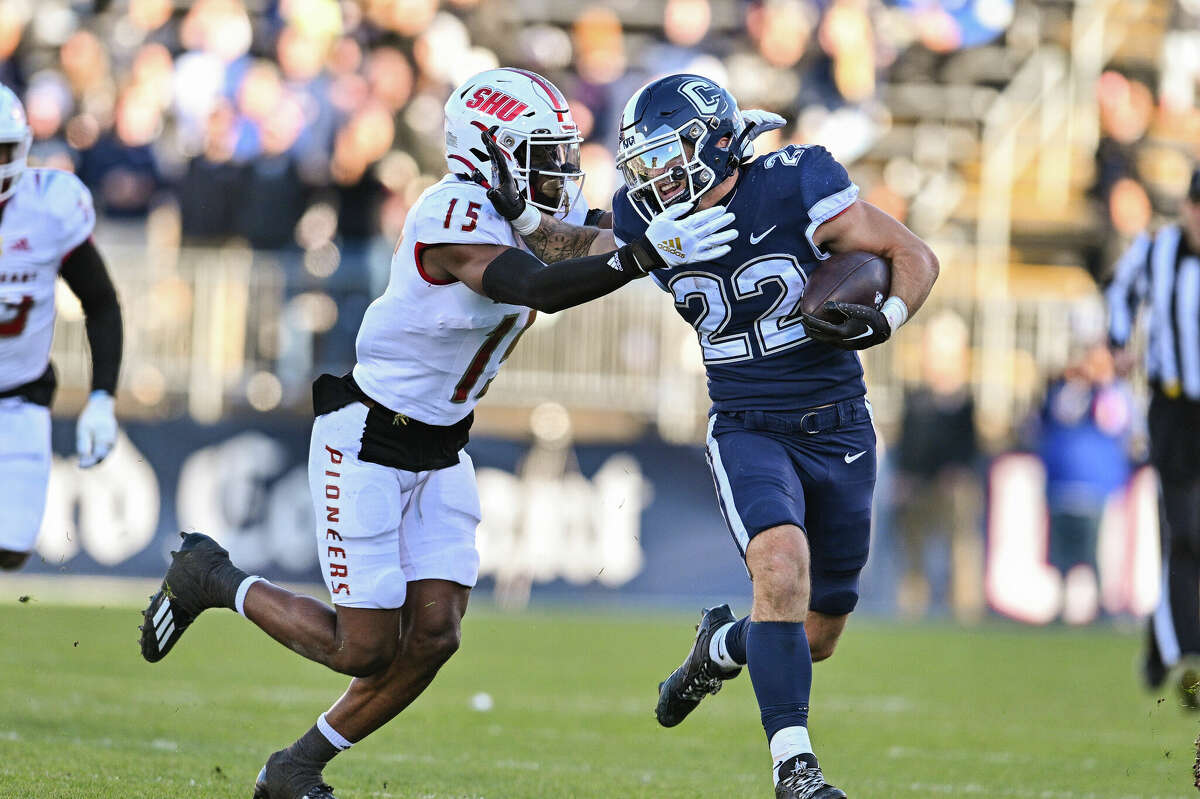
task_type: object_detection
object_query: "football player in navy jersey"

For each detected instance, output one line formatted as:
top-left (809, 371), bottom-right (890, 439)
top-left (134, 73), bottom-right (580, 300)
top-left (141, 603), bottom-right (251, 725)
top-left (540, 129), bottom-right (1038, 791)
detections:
top-left (480, 74), bottom-right (938, 799)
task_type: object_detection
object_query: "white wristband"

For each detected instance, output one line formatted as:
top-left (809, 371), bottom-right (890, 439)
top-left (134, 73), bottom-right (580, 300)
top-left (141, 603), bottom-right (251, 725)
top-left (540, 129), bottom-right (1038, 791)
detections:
top-left (881, 296), bottom-right (908, 333)
top-left (512, 203), bottom-right (542, 236)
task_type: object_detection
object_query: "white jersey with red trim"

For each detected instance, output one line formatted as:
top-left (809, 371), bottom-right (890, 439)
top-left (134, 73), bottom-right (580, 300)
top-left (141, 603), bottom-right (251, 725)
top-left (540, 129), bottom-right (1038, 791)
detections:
top-left (0, 168), bottom-right (95, 392)
top-left (352, 175), bottom-right (588, 425)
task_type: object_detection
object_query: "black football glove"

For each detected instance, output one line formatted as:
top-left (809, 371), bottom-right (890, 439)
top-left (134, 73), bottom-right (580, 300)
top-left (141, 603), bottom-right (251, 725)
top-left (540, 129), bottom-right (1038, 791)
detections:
top-left (472, 128), bottom-right (526, 222)
top-left (801, 301), bottom-right (891, 350)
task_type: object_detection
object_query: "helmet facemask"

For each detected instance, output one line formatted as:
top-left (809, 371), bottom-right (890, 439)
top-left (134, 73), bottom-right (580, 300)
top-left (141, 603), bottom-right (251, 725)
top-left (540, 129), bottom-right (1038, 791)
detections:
top-left (510, 132), bottom-right (584, 216)
top-left (0, 131), bottom-right (31, 203)
top-left (618, 121), bottom-right (720, 223)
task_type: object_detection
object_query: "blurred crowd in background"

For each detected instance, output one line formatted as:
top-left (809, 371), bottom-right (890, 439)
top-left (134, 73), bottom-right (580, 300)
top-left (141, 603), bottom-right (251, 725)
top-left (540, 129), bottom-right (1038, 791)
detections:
top-left (4, 0), bottom-right (1014, 251)
top-left (6, 0), bottom-right (1197, 621)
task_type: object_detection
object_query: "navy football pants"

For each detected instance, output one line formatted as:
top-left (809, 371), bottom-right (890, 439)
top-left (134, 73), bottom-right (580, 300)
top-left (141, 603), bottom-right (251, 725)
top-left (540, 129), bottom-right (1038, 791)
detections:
top-left (704, 398), bottom-right (876, 616)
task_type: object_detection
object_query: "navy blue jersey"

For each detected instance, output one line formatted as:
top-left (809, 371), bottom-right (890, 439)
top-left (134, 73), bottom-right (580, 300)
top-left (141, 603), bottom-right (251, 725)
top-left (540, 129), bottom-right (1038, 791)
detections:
top-left (613, 144), bottom-right (866, 412)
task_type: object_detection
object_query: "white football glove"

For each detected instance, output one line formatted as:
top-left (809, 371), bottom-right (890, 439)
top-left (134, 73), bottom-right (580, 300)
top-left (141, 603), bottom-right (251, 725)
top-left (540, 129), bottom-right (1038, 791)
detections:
top-left (739, 109), bottom-right (786, 160)
top-left (641, 203), bottom-right (738, 268)
top-left (77, 390), bottom-right (117, 468)
top-left (741, 109), bottom-right (787, 138)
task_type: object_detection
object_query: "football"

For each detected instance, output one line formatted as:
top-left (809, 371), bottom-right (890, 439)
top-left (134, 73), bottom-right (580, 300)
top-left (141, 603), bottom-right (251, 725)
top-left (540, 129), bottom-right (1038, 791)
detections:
top-left (799, 250), bottom-right (891, 322)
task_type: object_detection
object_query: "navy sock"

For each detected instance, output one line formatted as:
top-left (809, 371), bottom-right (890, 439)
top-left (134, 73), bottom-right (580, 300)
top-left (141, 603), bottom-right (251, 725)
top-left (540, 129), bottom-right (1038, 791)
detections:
top-left (746, 620), bottom-right (812, 741)
top-left (725, 615), bottom-right (751, 664)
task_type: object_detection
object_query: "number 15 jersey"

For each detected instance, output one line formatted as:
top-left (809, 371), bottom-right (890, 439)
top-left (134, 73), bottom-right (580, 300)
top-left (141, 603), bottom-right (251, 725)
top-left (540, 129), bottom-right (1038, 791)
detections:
top-left (353, 175), bottom-right (588, 425)
top-left (612, 144), bottom-right (866, 413)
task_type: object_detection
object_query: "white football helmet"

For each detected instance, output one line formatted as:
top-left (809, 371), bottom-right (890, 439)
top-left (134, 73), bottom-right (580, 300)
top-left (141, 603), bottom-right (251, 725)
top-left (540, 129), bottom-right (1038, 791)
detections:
top-left (444, 67), bottom-right (584, 216)
top-left (0, 85), bottom-right (30, 203)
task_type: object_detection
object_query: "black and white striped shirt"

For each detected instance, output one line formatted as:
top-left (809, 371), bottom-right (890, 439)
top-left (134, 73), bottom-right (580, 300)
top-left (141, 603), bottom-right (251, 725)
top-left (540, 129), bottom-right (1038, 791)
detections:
top-left (1106, 224), bottom-right (1200, 400)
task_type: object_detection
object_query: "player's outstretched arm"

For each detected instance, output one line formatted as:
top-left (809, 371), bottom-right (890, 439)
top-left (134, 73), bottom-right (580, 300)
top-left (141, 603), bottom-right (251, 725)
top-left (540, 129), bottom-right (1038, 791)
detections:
top-left (519, 212), bottom-right (616, 263)
top-left (473, 130), bottom-right (614, 263)
top-left (59, 240), bottom-right (123, 467)
top-left (804, 199), bottom-right (939, 348)
top-left (424, 204), bottom-right (736, 314)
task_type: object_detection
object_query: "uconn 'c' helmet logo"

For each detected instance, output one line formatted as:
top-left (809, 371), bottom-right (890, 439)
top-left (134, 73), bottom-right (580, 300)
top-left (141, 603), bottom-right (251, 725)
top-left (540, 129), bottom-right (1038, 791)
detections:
top-left (679, 79), bottom-right (724, 115)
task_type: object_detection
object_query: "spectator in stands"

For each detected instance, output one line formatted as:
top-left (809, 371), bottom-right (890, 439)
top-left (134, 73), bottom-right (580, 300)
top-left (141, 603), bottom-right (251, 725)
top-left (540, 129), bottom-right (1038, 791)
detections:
top-left (276, 24), bottom-right (338, 180)
top-left (234, 96), bottom-right (309, 250)
top-left (25, 75), bottom-right (75, 173)
top-left (77, 86), bottom-right (165, 218)
top-left (1033, 342), bottom-right (1133, 625)
top-left (177, 102), bottom-right (242, 242)
top-left (0, 4), bottom-right (25, 91)
top-left (891, 310), bottom-right (984, 621)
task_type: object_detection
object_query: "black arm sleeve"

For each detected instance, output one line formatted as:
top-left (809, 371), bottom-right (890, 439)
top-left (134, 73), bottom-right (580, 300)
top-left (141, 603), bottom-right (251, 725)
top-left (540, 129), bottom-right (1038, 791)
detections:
top-left (59, 240), bottom-right (123, 394)
top-left (480, 245), bottom-right (648, 314)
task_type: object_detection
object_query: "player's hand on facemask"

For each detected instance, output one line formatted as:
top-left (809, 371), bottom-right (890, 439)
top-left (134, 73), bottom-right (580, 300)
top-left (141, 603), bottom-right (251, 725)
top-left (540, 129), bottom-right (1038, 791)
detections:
top-left (741, 110), bottom-right (786, 139)
top-left (632, 203), bottom-right (737, 271)
top-left (474, 129), bottom-right (542, 235)
top-left (801, 301), bottom-right (892, 351)
top-left (76, 390), bottom-right (117, 468)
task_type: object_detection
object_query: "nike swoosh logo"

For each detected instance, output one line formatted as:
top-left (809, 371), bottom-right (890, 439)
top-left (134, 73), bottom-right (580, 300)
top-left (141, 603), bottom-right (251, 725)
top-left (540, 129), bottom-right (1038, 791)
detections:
top-left (844, 451), bottom-right (866, 464)
top-left (846, 324), bottom-right (874, 341)
top-left (749, 225), bottom-right (776, 245)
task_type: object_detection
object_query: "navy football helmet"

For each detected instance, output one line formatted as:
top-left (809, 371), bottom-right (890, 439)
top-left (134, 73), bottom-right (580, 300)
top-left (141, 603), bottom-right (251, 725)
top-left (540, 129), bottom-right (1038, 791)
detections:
top-left (616, 74), bottom-right (750, 223)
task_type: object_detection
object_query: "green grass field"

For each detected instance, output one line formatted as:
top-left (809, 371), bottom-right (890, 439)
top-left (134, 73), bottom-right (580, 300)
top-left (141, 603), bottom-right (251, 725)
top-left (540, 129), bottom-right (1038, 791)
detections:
top-left (0, 598), bottom-right (1197, 799)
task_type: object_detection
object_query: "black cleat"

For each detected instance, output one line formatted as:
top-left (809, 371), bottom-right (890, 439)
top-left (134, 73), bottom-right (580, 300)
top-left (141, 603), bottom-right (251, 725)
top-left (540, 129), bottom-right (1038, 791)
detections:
top-left (253, 750), bottom-right (338, 799)
top-left (1141, 624), bottom-right (1168, 691)
top-left (655, 604), bottom-right (741, 727)
top-left (139, 532), bottom-right (247, 663)
top-left (774, 753), bottom-right (846, 799)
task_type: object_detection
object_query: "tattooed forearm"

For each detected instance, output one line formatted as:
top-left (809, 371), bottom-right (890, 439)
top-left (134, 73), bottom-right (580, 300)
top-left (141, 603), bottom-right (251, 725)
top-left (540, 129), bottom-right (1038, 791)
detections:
top-left (521, 213), bottom-right (602, 263)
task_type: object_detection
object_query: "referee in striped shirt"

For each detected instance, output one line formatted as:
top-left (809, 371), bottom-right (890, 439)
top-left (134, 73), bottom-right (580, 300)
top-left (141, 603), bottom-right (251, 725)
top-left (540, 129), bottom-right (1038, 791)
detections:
top-left (1106, 166), bottom-right (1200, 707)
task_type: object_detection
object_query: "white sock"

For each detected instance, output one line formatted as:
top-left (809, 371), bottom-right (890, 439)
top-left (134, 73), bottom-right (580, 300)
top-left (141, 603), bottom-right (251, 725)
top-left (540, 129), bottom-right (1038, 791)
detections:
top-left (234, 576), bottom-right (267, 618)
top-left (708, 622), bottom-right (741, 671)
top-left (317, 712), bottom-right (353, 751)
top-left (769, 726), bottom-right (813, 785)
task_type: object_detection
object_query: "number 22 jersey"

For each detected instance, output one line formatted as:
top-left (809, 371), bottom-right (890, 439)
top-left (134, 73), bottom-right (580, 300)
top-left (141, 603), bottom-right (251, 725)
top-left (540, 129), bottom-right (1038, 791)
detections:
top-left (353, 175), bottom-right (588, 425)
top-left (612, 144), bottom-right (867, 413)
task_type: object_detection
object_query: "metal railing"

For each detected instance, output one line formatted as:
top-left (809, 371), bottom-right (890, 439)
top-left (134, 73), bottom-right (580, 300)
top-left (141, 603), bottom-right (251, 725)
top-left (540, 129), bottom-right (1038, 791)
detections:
top-left (49, 241), bottom-right (1105, 444)
top-left (970, 0), bottom-right (1133, 438)
top-left (52, 241), bottom-right (286, 423)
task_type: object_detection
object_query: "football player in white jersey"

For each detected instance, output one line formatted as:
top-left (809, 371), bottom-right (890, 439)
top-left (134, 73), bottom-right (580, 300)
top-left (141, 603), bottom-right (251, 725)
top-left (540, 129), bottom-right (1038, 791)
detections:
top-left (138, 68), bottom-right (736, 799)
top-left (0, 85), bottom-right (122, 572)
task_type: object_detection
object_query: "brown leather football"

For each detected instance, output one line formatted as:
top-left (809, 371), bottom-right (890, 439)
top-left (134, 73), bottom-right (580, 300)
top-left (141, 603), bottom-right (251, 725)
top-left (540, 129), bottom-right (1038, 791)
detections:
top-left (799, 251), bottom-right (890, 321)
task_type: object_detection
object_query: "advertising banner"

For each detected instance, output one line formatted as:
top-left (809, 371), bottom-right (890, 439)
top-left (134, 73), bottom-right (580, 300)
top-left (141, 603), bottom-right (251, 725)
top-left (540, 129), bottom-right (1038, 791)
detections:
top-left (21, 417), bottom-right (1161, 620)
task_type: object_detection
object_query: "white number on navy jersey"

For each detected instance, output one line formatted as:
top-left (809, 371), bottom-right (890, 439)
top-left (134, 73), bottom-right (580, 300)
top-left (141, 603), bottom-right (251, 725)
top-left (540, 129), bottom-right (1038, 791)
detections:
top-left (668, 272), bottom-right (752, 363)
top-left (669, 256), bottom-right (811, 364)
top-left (734, 255), bottom-right (810, 355)
top-left (762, 145), bottom-right (810, 169)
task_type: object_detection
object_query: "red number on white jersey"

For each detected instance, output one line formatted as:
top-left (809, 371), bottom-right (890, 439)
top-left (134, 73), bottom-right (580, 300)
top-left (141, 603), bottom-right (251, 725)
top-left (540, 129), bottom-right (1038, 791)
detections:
top-left (0, 295), bottom-right (33, 337)
top-left (442, 199), bottom-right (482, 233)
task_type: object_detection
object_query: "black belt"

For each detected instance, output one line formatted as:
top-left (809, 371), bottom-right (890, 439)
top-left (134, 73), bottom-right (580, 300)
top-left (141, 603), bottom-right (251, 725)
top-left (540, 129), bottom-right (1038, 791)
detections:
top-left (726, 397), bottom-right (869, 436)
top-left (312, 372), bottom-right (471, 471)
top-left (1150, 381), bottom-right (1200, 406)
top-left (0, 364), bottom-right (56, 407)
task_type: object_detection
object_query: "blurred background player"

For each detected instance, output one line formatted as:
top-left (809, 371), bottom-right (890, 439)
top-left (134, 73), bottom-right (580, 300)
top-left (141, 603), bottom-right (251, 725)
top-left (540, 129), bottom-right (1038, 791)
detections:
top-left (486, 73), bottom-right (938, 799)
top-left (137, 68), bottom-right (736, 799)
top-left (1031, 340), bottom-right (1133, 625)
top-left (0, 84), bottom-right (121, 572)
top-left (1106, 165), bottom-right (1200, 708)
top-left (890, 309), bottom-right (984, 622)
